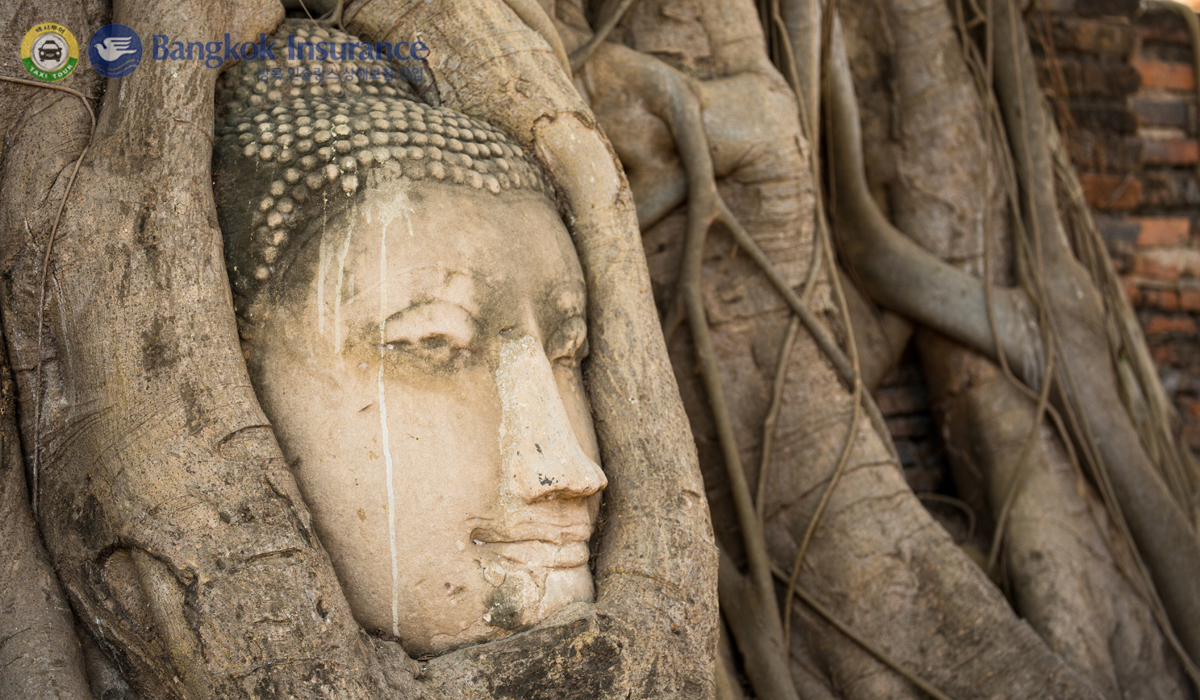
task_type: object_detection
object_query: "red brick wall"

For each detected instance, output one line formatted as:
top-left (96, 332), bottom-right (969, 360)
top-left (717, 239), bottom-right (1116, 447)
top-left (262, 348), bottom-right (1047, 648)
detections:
top-left (1036, 2), bottom-right (1200, 451)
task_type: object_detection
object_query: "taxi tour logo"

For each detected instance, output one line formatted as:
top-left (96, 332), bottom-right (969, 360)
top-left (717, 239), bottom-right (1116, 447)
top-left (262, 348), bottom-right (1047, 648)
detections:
top-left (21, 23), bottom-right (79, 82)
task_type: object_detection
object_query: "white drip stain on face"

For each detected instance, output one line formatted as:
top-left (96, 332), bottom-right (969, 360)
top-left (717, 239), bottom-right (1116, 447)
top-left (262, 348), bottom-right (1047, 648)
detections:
top-left (317, 205), bottom-right (331, 338)
top-left (378, 363), bottom-right (399, 637)
top-left (374, 202), bottom-right (401, 638)
top-left (366, 190), bottom-right (415, 639)
top-left (334, 226), bottom-right (353, 355)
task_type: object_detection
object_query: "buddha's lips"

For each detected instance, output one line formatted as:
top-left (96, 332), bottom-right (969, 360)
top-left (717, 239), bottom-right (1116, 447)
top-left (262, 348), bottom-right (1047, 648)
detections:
top-left (478, 540), bottom-right (590, 568)
top-left (469, 521), bottom-right (592, 545)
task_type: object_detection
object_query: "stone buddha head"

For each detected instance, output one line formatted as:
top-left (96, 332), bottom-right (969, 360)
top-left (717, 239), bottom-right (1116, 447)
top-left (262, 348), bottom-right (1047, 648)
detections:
top-left (213, 21), bottom-right (606, 656)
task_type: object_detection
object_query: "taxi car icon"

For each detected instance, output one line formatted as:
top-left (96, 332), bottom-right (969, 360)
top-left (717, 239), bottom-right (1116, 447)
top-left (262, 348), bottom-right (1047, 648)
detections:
top-left (38, 41), bottom-right (63, 62)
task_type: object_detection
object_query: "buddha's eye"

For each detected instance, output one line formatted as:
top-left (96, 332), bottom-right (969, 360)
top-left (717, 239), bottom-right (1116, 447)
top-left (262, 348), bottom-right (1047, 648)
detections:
top-left (378, 333), bottom-right (469, 366)
top-left (376, 301), bottom-right (477, 368)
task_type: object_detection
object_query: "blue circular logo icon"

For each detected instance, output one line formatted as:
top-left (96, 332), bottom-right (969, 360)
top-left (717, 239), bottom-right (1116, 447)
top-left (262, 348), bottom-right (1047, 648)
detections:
top-left (88, 24), bottom-right (141, 78)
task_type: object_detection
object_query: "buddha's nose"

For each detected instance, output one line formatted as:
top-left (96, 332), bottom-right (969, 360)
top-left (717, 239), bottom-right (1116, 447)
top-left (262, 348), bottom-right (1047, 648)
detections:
top-left (496, 336), bottom-right (607, 503)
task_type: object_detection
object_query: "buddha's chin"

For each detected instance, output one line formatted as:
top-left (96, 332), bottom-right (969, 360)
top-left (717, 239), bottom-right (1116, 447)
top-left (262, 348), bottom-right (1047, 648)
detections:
top-left (418, 565), bottom-right (595, 656)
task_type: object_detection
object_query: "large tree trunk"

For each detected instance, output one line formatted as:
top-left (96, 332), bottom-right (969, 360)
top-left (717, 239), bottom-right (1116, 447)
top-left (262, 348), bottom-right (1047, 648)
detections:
top-left (3, 0), bottom-right (1199, 696)
top-left (1, 0), bottom-right (716, 697)
top-left (581, 0), bottom-right (1112, 697)
top-left (833, 0), bottom-right (1191, 693)
top-left (0, 325), bottom-right (92, 700)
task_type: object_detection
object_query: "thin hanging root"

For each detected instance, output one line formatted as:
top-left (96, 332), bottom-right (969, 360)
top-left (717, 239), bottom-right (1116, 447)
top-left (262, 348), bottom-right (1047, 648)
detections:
top-left (570, 0), bottom-right (641, 73)
top-left (783, 379), bottom-right (860, 643)
top-left (290, 0), bottom-right (317, 22)
top-left (646, 53), bottom-right (798, 699)
top-left (0, 76), bottom-right (96, 517)
top-left (711, 196), bottom-right (899, 466)
top-left (756, 314), bottom-right (802, 524)
top-left (772, 564), bottom-right (957, 700)
top-left (985, 333), bottom-right (1055, 576)
top-left (915, 493), bottom-right (977, 543)
top-left (763, 12), bottom-right (912, 629)
top-left (755, 209), bottom-right (826, 523)
top-left (302, 0), bottom-right (351, 31)
top-left (781, 144), bottom-right (868, 643)
top-left (950, 0), bottom-right (1083, 583)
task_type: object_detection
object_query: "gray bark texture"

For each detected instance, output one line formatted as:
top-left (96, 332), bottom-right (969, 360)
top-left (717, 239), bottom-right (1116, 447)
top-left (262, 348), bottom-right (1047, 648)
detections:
top-left (3, 0), bottom-right (1199, 696)
top-left (1, 0), bottom-right (717, 697)
top-left (835, 0), bottom-right (1192, 694)
top-left (587, 0), bottom-right (1108, 697)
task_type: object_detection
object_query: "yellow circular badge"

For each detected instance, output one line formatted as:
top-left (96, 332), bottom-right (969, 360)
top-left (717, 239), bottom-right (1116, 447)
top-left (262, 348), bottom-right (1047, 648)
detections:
top-left (21, 23), bottom-right (79, 82)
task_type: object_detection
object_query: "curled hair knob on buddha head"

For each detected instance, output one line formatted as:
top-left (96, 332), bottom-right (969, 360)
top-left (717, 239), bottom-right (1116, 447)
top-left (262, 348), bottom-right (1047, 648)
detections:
top-left (213, 19), bottom-right (556, 307)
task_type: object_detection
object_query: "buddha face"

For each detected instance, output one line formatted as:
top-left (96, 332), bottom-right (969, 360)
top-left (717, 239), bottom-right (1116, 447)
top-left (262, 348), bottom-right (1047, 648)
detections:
top-left (246, 180), bottom-right (606, 655)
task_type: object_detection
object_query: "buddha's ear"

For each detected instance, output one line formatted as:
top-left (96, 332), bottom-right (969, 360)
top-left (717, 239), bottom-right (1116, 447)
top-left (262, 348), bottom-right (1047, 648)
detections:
top-left (344, 0), bottom-right (717, 694)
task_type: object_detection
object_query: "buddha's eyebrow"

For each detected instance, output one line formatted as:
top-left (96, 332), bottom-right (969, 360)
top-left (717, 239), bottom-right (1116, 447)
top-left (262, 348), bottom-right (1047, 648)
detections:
top-left (382, 296), bottom-right (480, 328)
top-left (348, 266), bottom-right (481, 314)
top-left (403, 269), bottom-right (481, 314)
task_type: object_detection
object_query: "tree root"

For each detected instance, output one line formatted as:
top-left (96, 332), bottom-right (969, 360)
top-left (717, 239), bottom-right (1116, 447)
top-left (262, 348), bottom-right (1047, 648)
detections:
top-left (587, 2), bottom-right (1111, 696)
top-left (921, 333), bottom-right (1193, 699)
top-left (0, 333), bottom-right (91, 700)
top-left (828, 0), bottom-right (1200, 671)
top-left (773, 564), bottom-right (955, 700)
top-left (0, 76), bottom-right (95, 518)
top-left (569, 0), bottom-right (640, 73)
top-left (988, 0), bottom-right (1200, 669)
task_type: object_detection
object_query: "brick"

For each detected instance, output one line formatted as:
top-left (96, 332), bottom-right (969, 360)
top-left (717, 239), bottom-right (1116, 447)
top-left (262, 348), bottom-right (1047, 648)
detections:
top-left (1147, 289), bottom-right (1182, 310)
top-left (1039, 59), bottom-right (1140, 97)
top-left (1097, 215), bottom-right (1141, 245)
top-left (1181, 288), bottom-right (1200, 311)
top-left (1079, 172), bottom-right (1143, 210)
top-left (1131, 216), bottom-right (1191, 247)
top-left (1141, 139), bottom-right (1200, 166)
top-left (1177, 248), bottom-right (1200, 277)
top-left (1090, 0), bottom-right (1141, 16)
top-left (1036, 0), bottom-right (1138, 17)
top-left (1153, 342), bottom-right (1178, 364)
top-left (1186, 422), bottom-right (1200, 451)
top-left (1140, 8), bottom-right (1192, 44)
top-left (1141, 41), bottom-right (1194, 64)
top-left (1134, 251), bottom-right (1182, 280)
top-left (1040, 16), bottom-right (1137, 57)
top-left (884, 415), bottom-right (932, 440)
top-left (1113, 250), bottom-right (1135, 275)
top-left (1145, 314), bottom-right (1198, 335)
top-left (1132, 57), bottom-right (1195, 91)
top-left (1185, 396), bottom-right (1200, 419)
top-left (1136, 248), bottom-right (1200, 279)
top-left (1066, 129), bottom-right (1142, 171)
top-left (1138, 170), bottom-right (1200, 208)
top-left (1086, 62), bottom-right (1140, 96)
top-left (1068, 100), bottom-right (1138, 134)
top-left (1131, 96), bottom-right (1195, 132)
top-left (874, 385), bottom-right (927, 417)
